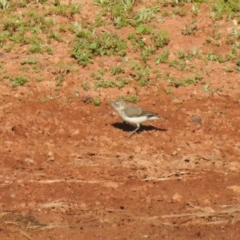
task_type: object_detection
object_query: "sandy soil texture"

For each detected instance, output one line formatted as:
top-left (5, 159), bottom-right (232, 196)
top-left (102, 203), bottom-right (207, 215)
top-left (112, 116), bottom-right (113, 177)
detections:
top-left (0, 1), bottom-right (240, 239)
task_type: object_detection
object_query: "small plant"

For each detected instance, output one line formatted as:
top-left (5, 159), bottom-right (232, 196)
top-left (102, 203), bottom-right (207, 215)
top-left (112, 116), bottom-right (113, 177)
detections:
top-left (128, 32), bottom-right (146, 49)
top-left (122, 0), bottom-right (135, 12)
top-left (182, 19), bottom-right (198, 35)
top-left (28, 44), bottom-right (53, 54)
top-left (35, 77), bottom-right (44, 82)
top-left (92, 97), bottom-right (101, 106)
top-left (70, 22), bottom-right (88, 37)
top-left (4, 44), bottom-right (13, 52)
top-left (236, 60), bottom-right (240, 72)
top-left (141, 45), bottom-right (156, 62)
top-left (178, 50), bottom-right (188, 60)
top-left (182, 76), bottom-right (202, 86)
top-left (91, 68), bottom-right (106, 80)
top-left (172, 8), bottom-right (187, 17)
top-left (165, 88), bottom-right (172, 95)
top-left (115, 77), bottom-right (128, 88)
top-left (39, 98), bottom-right (48, 103)
top-left (110, 66), bottom-right (125, 75)
top-left (0, 0), bottom-right (9, 9)
top-left (169, 59), bottom-right (186, 71)
top-left (0, 31), bottom-right (10, 46)
top-left (21, 56), bottom-right (37, 65)
top-left (121, 95), bottom-right (139, 103)
top-left (206, 52), bottom-right (225, 63)
top-left (203, 84), bottom-right (211, 93)
top-left (49, 3), bottom-right (81, 16)
top-left (74, 90), bottom-right (80, 97)
top-left (49, 31), bottom-right (62, 42)
top-left (130, 61), bottom-right (151, 86)
top-left (93, 0), bottom-right (110, 6)
top-left (191, 47), bottom-right (201, 58)
top-left (94, 80), bottom-right (115, 89)
top-left (210, 1), bottom-right (225, 21)
top-left (11, 76), bottom-right (29, 87)
top-left (191, 3), bottom-right (201, 15)
top-left (154, 70), bottom-right (162, 80)
top-left (223, 67), bottom-right (234, 73)
top-left (155, 49), bottom-right (169, 64)
top-left (20, 66), bottom-right (30, 72)
top-left (56, 75), bottom-right (65, 87)
top-left (133, 6), bottom-right (160, 25)
top-left (82, 83), bottom-right (90, 91)
top-left (69, 3), bottom-right (81, 15)
top-left (136, 24), bottom-right (152, 35)
top-left (168, 73), bottom-right (203, 87)
top-left (151, 30), bottom-right (170, 49)
top-left (72, 31), bottom-right (127, 66)
top-left (59, 24), bottom-right (67, 33)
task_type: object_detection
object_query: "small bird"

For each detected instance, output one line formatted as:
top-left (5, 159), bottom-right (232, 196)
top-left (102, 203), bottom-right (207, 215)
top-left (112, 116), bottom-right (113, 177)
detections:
top-left (111, 100), bottom-right (162, 136)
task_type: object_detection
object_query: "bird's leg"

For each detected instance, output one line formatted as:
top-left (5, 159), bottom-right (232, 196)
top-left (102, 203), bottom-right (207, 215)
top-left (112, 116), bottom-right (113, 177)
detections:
top-left (128, 124), bottom-right (140, 137)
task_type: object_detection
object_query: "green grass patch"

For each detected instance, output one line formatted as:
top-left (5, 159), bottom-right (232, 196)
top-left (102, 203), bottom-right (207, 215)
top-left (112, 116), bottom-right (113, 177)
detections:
top-left (11, 76), bottom-right (29, 87)
top-left (72, 31), bottom-right (127, 66)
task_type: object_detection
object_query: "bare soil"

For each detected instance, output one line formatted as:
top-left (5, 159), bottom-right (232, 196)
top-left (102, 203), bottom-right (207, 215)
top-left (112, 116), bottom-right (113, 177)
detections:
top-left (0, 1), bottom-right (240, 239)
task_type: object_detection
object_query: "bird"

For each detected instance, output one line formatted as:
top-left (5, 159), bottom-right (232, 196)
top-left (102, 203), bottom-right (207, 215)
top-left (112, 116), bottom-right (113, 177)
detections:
top-left (111, 100), bottom-right (162, 136)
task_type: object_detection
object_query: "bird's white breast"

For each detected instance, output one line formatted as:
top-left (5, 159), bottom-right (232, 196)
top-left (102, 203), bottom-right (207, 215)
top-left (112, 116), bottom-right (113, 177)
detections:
top-left (119, 110), bottom-right (148, 124)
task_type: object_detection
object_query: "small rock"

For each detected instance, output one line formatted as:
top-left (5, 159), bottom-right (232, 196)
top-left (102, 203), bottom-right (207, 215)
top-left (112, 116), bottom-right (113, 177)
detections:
top-left (227, 185), bottom-right (240, 194)
top-left (19, 202), bottom-right (26, 208)
top-left (227, 161), bottom-right (240, 171)
top-left (25, 158), bottom-right (35, 165)
top-left (192, 115), bottom-right (202, 125)
top-left (28, 201), bottom-right (36, 208)
top-left (71, 129), bottom-right (80, 136)
top-left (172, 98), bottom-right (183, 104)
top-left (47, 151), bottom-right (55, 161)
top-left (171, 151), bottom-right (178, 156)
top-left (80, 203), bottom-right (87, 209)
top-left (50, 57), bottom-right (60, 64)
top-left (172, 192), bottom-right (183, 202)
top-left (58, 128), bottom-right (66, 135)
top-left (233, 19), bottom-right (238, 26)
top-left (134, 146), bottom-right (141, 153)
top-left (202, 207), bottom-right (215, 213)
top-left (103, 182), bottom-right (119, 189)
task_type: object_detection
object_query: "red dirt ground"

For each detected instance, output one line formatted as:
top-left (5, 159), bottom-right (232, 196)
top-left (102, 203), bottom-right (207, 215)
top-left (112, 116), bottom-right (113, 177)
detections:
top-left (0, 1), bottom-right (240, 239)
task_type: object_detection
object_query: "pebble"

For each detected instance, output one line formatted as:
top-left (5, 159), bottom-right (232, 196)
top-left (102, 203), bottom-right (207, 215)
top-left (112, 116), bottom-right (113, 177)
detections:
top-left (172, 192), bottom-right (183, 202)
top-left (227, 185), bottom-right (240, 194)
top-left (25, 158), bottom-right (35, 165)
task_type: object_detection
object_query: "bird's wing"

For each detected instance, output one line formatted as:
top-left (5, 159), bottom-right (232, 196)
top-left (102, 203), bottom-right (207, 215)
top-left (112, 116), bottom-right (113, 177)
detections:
top-left (140, 110), bottom-right (158, 117)
top-left (124, 106), bottom-right (142, 117)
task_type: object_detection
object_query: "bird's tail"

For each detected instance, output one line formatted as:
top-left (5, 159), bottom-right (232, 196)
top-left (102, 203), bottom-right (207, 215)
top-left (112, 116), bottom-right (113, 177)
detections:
top-left (148, 115), bottom-right (161, 120)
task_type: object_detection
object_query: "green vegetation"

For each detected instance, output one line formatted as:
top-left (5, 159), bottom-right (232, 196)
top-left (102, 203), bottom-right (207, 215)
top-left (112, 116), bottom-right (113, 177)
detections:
top-left (81, 83), bottom-right (90, 91)
top-left (169, 59), bottom-right (187, 71)
top-left (211, 0), bottom-right (240, 21)
top-left (92, 97), bottom-right (102, 106)
top-left (130, 61), bottom-right (151, 87)
top-left (0, 0), bottom-right (239, 104)
top-left (90, 67), bottom-right (128, 89)
top-left (71, 30), bottom-right (127, 66)
top-left (155, 49), bottom-right (170, 64)
top-left (11, 76), bottom-right (29, 87)
top-left (21, 56), bottom-right (37, 65)
top-left (120, 95), bottom-right (139, 103)
top-left (0, 0), bottom-right (9, 10)
top-left (182, 19), bottom-right (198, 35)
top-left (165, 88), bottom-right (172, 95)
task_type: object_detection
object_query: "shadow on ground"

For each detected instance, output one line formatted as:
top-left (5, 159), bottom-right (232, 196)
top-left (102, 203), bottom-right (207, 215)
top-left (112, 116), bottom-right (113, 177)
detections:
top-left (111, 122), bottom-right (167, 133)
